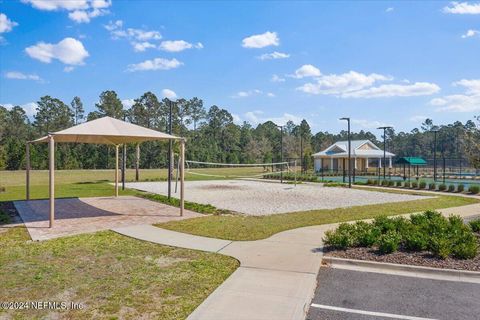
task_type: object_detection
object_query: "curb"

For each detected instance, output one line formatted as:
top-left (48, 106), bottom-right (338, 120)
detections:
top-left (322, 256), bottom-right (480, 284)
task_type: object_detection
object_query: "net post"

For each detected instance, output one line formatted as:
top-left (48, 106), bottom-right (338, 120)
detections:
top-left (294, 160), bottom-right (297, 187)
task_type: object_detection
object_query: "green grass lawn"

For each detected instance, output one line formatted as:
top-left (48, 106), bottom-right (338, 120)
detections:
top-left (157, 195), bottom-right (479, 241)
top-left (0, 227), bottom-right (238, 320)
top-left (0, 167), bottom-right (266, 187)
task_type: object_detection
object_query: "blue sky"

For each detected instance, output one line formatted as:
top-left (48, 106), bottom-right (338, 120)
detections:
top-left (1, 0), bottom-right (479, 134)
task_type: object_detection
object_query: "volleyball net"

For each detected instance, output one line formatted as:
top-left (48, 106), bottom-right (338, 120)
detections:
top-left (185, 160), bottom-right (296, 180)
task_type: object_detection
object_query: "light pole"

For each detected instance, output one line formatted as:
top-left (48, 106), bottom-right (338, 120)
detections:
top-left (432, 128), bottom-right (439, 182)
top-left (377, 126), bottom-right (393, 180)
top-left (275, 124), bottom-right (284, 183)
top-left (167, 98), bottom-right (174, 199)
top-left (340, 117), bottom-right (351, 188)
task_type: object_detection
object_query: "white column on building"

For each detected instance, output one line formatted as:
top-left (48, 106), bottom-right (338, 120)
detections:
top-left (365, 157), bottom-right (369, 169)
top-left (379, 158), bottom-right (382, 168)
top-left (330, 157), bottom-right (334, 170)
top-left (319, 158), bottom-right (323, 170)
top-left (354, 157), bottom-right (357, 169)
top-left (389, 157), bottom-right (392, 168)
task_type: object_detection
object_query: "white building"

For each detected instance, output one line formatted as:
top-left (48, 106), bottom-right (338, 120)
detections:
top-left (313, 139), bottom-right (395, 172)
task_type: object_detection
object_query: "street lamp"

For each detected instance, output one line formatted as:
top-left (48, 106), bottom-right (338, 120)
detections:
top-left (275, 124), bottom-right (284, 183)
top-left (166, 98), bottom-right (175, 199)
top-left (432, 128), bottom-right (439, 182)
top-left (339, 117), bottom-right (351, 188)
top-left (377, 126), bottom-right (393, 180)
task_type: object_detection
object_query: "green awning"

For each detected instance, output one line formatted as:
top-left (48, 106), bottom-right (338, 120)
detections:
top-left (396, 157), bottom-right (427, 166)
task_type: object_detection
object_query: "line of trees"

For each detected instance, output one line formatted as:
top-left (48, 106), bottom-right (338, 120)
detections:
top-left (0, 90), bottom-right (479, 171)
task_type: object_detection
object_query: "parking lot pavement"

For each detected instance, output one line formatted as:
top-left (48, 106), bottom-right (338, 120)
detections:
top-left (307, 267), bottom-right (480, 320)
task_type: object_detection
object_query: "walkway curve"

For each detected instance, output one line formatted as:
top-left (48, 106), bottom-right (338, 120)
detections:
top-left (112, 202), bottom-right (480, 320)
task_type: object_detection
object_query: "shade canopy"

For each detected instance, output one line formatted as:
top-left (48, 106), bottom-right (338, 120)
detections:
top-left (396, 157), bottom-right (427, 166)
top-left (31, 116), bottom-right (180, 145)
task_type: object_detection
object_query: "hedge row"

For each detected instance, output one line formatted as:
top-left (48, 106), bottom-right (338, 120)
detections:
top-left (365, 179), bottom-right (480, 194)
top-left (324, 211), bottom-right (480, 259)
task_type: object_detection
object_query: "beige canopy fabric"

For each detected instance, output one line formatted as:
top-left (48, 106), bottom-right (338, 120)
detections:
top-left (26, 116), bottom-right (185, 228)
top-left (31, 116), bottom-right (180, 145)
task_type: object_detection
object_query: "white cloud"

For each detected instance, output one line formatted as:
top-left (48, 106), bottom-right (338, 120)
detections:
top-left (231, 89), bottom-right (276, 99)
top-left (409, 115), bottom-right (428, 122)
top-left (22, 0), bottom-right (111, 23)
top-left (297, 70), bottom-right (390, 95)
top-left (242, 31), bottom-right (279, 48)
top-left (257, 51), bottom-right (290, 60)
top-left (2, 102), bottom-right (38, 117)
top-left (291, 64), bottom-right (321, 79)
top-left (271, 74), bottom-right (286, 83)
top-left (132, 41), bottom-right (156, 52)
top-left (25, 37), bottom-right (89, 65)
top-left (244, 110), bottom-right (302, 126)
top-left (462, 29), bottom-right (480, 38)
top-left (386, 7), bottom-right (394, 12)
top-left (432, 79), bottom-right (480, 112)
top-left (5, 71), bottom-right (42, 81)
top-left (343, 82), bottom-right (440, 98)
top-left (443, 1), bottom-right (480, 14)
top-left (0, 13), bottom-right (18, 34)
top-left (127, 57), bottom-right (183, 72)
top-left (231, 113), bottom-right (242, 125)
top-left (351, 119), bottom-right (391, 129)
top-left (159, 40), bottom-right (203, 52)
top-left (121, 98), bottom-right (135, 108)
top-left (63, 66), bottom-right (75, 72)
top-left (105, 20), bottom-right (164, 51)
top-left (162, 89), bottom-right (177, 99)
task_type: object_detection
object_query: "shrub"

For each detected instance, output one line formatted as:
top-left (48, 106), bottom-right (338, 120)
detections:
top-left (378, 231), bottom-right (401, 254)
top-left (396, 181), bottom-right (403, 187)
top-left (404, 228), bottom-right (429, 251)
top-left (372, 179), bottom-right (378, 185)
top-left (430, 235), bottom-right (452, 259)
top-left (457, 184), bottom-right (464, 193)
top-left (429, 183), bottom-right (436, 190)
top-left (411, 181), bottom-right (418, 189)
top-left (381, 180), bottom-right (388, 186)
top-left (469, 185), bottom-right (480, 194)
top-left (404, 182), bottom-right (411, 188)
top-left (366, 179), bottom-right (374, 185)
top-left (388, 180), bottom-right (395, 187)
top-left (352, 221), bottom-right (380, 247)
top-left (448, 184), bottom-right (455, 192)
top-left (323, 223), bottom-right (356, 249)
top-left (438, 184), bottom-right (447, 191)
top-left (452, 239), bottom-right (478, 259)
top-left (469, 219), bottom-right (480, 232)
top-left (419, 181), bottom-right (427, 189)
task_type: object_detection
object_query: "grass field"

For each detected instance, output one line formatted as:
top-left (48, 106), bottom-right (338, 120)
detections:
top-left (157, 194), bottom-right (478, 240)
top-left (0, 167), bottom-right (267, 187)
top-left (0, 227), bottom-right (238, 320)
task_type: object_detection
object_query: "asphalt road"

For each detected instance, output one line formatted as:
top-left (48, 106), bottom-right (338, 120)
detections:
top-left (307, 267), bottom-right (480, 320)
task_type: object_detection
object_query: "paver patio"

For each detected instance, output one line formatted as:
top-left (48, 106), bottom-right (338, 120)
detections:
top-left (13, 195), bottom-right (201, 241)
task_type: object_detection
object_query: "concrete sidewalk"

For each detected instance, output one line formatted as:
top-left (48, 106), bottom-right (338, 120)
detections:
top-left (112, 202), bottom-right (480, 320)
top-left (112, 224), bottom-right (332, 320)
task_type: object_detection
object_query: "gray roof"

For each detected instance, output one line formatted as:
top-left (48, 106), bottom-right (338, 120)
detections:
top-left (313, 139), bottom-right (395, 158)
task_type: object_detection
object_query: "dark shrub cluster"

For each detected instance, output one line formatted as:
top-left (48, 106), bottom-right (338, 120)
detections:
top-left (469, 185), bottom-right (480, 194)
top-left (323, 210), bottom-right (478, 260)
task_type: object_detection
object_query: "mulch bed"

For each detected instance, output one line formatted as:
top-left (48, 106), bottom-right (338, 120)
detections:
top-left (324, 239), bottom-right (480, 272)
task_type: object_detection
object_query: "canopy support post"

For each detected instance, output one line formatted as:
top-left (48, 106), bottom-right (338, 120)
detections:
top-left (49, 135), bottom-right (55, 228)
top-left (135, 143), bottom-right (140, 181)
top-left (115, 145), bottom-right (119, 197)
top-left (180, 139), bottom-right (185, 216)
top-left (26, 142), bottom-right (30, 201)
